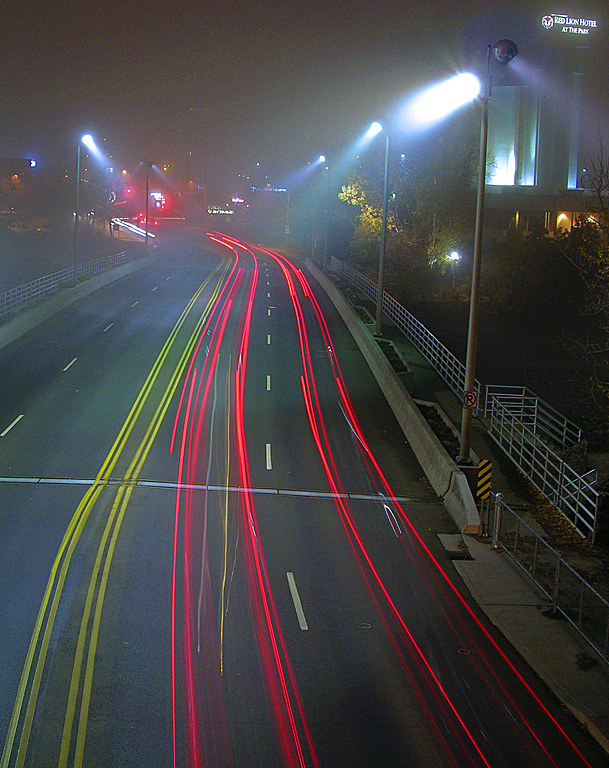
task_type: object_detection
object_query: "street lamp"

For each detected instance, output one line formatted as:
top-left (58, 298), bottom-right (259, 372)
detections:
top-left (375, 128), bottom-right (390, 336)
top-left (310, 155), bottom-right (326, 262)
top-left (450, 251), bottom-right (460, 297)
top-left (375, 74), bottom-right (481, 337)
top-left (457, 39), bottom-right (518, 465)
top-left (73, 133), bottom-right (96, 279)
top-left (141, 159), bottom-right (154, 246)
top-left (322, 158), bottom-right (331, 270)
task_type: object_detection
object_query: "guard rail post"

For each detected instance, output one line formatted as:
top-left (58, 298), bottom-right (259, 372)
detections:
top-left (492, 492), bottom-right (503, 549)
top-left (552, 553), bottom-right (562, 615)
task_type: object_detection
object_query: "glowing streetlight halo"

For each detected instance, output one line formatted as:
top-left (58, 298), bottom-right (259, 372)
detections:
top-left (399, 72), bottom-right (482, 131)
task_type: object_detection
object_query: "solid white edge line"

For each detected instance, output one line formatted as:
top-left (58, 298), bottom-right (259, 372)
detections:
top-left (266, 443), bottom-right (272, 470)
top-left (63, 358), bottom-right (78, 372)
top-left (1, 414), bottom-right (24, 437)
top-left (287, 572), bottom-right (309, 630)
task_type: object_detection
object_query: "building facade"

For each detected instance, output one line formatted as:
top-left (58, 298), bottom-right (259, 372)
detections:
top-left (480, 6), bottom-right (603, 235)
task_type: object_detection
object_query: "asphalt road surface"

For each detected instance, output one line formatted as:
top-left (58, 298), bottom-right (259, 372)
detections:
top-left (0, 224), bottom-right (605, 767)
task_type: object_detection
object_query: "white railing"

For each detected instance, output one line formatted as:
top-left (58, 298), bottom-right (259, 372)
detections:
top-left (487, 399), bottom-right (599, 539)
top-left (491, 493), bottom-right (608, 663)
top-left (78, 250), bottom-right (128, 277)
top-left (332, 257), bottom-right (483, 405)
top-left (0, 252), bottom-right (128, 320)
top-left (331, 256), bottom-right (601, 541)
top-left (484, 384), bottom-right (582, 449)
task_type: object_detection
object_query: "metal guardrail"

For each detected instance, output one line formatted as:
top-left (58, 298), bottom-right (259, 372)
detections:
top-left (331, 256), bottom-right (601, 541)
top-left (331, 256), bottom-right (483, 404)
top-left (490, 493), bottom-right (609, 664)
top-left (487, 399), bottom-right (600, 539)
top-left (78, 250), bottom-right (127, 277)
top-left (484, 384), bottom-right (582, 449)
top-left (0, 252), bottom-right (128, 320)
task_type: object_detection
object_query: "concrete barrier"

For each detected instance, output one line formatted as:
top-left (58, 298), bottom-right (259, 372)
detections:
top-left (0, 254), bottom-right (159, 352)
top-left (306, 259), bottom-right (480, 534)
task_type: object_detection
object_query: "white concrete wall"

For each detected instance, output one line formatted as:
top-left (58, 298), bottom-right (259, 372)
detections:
top-left (306, 259), bottom-right (480, 534)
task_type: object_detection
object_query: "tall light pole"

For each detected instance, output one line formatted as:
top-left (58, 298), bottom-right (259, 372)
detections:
top-left (322, 159), bottom-right (330, 270)
top-left (374, 72), bottom-right (480, 337)
top-left (450, 251), bottom-right (460, 298)
top-left (457, 39), bottom-right (518, 464)
top-left (310, 155), bottom-right (325, 262)
top-left (375, 129), bottom-right (390, 336)
top-left (142, 159), bottom-right (154, 246)
top-left (73, 134), bottom-right (95, 280)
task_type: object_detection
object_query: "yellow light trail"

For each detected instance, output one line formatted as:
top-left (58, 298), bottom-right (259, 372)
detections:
top-left (1, 254), bottom-right (233, 768)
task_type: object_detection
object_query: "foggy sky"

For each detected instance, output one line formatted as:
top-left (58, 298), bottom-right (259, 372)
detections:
top-left (1, 0), bottom-right (606, 194)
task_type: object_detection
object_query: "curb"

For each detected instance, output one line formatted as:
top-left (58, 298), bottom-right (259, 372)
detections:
top-left (0, 253), bottom-right (159, 352)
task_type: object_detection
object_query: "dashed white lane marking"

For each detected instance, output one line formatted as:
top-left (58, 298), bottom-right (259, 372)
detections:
top-left (287, 572), bottom-right (309, 630)
top-left (266, 443), bottom-right (272, 470)
top-left (267, 375), bottom-right (271, 391)
top-left (102, 323), bottom-right (114, 333)
top-left (267, 334), bottom-right (271, 344)
top-left (131, 301), bottom-right (139, 307)
top-left (1, 415), bottom-right (24, 437)
top-left (63, 358), bottom-right (78, 372)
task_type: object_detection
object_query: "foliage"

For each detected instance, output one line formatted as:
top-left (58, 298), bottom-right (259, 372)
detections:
top-left (338, 124), bottom-right (477, 284)
top-left (483, 228), bottom-right (584, 314)
top-left (392, 128), bottom-right (477, 267)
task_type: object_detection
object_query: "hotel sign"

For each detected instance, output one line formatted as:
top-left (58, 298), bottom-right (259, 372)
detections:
top-left (542, 13), bottom-right (598, 35)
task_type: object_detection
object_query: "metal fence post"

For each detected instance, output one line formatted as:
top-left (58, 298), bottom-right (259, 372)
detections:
top-left (552, 553), bottom-right (562, 614)
top-left (492, 493), bottom-right (503, 549)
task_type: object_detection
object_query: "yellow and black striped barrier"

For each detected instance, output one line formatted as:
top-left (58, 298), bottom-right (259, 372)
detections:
top-left (477, 459), bottom-right (492, 499)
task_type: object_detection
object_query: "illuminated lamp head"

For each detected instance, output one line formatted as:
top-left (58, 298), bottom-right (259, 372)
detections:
top-left (398, 73), bottom-right (481, 131)
top-left (492, 39), bottom-right (518, 66)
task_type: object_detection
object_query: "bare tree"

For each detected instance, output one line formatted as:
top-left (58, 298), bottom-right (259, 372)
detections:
top-left (557, 134), bottom-right (609, 419)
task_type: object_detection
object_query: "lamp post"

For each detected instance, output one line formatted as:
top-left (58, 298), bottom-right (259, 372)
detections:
top-left (375, 129), bottom-right (390, 337)
top-left (457, 39), bottom-right (518, 464)
top-left (310, 155), bottom-right (325, 262)
top-left (73, 134), bottom-right (95, 280)
top-left (322, 159), bottom-right (330, 271)
top-left (141, 159), bottom-right (154, 246)
top-left (373, 72), bottom-right (480, 337)
top-left (450, 251), bottom-right (460, 297)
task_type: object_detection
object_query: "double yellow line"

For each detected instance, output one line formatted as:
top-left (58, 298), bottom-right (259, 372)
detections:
top-left (1, 255), bottom-right (232, 768)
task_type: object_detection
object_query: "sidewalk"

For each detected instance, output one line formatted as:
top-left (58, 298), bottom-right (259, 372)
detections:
top-left (380, 318), bottom-right (609, 754)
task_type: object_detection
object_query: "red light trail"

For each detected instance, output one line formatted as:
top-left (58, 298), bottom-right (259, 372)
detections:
top-left (167, 232), bottom-right (595, 768)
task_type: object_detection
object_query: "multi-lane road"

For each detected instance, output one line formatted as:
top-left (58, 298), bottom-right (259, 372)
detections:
top-left (0, 226), bottom-right (605, 767)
